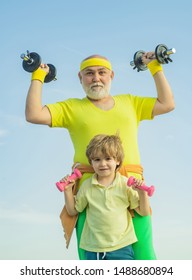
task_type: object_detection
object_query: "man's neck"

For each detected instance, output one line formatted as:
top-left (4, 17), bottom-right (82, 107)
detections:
top-left (87, 95), bottom-right (115, 110)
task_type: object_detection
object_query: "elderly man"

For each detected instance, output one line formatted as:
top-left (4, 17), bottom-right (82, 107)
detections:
top-left (25, 52), bottom-right (175, 259)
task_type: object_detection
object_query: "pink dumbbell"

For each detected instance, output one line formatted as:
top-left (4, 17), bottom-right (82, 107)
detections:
top-left (127, 176), bottom-right (155, 197)
top-left (56, 168), bottom-right (82, 192)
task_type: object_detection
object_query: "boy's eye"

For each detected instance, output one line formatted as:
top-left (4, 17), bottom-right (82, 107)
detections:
top-left (106, 157), bottom-right (112, 161)
top-left (93, 158), bottom-right (100, 161)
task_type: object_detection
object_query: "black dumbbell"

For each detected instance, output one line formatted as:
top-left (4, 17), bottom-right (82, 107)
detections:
top-left (130, 44), bottom-right (176, 72)
top-left (20, 50), bottom-right (57, 83)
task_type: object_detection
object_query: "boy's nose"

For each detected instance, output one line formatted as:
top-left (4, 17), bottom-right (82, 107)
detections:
top-left (100, 159), bottom-right (106, 166)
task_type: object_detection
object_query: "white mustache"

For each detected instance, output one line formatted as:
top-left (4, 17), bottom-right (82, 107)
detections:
top-left (90, 83), bottom-right (104, 88)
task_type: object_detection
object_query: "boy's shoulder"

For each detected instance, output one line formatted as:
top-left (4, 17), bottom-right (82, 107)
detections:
top-left (79, 175), bottom-right (93, 189)
top-left (116, 172), bottom-right (128, 183)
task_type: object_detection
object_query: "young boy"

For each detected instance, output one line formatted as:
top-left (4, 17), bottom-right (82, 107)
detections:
top-left (64, 134), bottom-right (150, 260)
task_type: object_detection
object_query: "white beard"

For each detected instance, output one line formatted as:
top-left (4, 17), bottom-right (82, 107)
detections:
top-left (82, 81), bottom-right (111, 100)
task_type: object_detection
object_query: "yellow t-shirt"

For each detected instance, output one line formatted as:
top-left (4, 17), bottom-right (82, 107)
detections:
top-left (46, 94), bottom-right (156, 165)
top-left (75, 172), bottom-right (139, 252)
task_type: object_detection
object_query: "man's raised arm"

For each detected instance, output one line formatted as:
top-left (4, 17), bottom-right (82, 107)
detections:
top-left (25, 65), bottom-right (52, 126)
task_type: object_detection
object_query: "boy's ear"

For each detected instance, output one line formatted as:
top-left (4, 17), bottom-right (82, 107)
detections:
top-left (116, 162), bottom-right (121, 170)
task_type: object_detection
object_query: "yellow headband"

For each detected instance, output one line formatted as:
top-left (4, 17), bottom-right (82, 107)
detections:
top-left (80, 58), bottom-right (112, 71)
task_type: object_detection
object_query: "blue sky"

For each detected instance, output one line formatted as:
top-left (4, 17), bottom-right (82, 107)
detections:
top-left (0, 0), bottom-right (192, 260)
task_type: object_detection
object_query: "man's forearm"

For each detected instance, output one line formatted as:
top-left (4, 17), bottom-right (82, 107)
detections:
top-left (25, 80), bottom-right (51, 125)
top-left (25, 80), bottom-right (44, 122)
top-left (154, 71), bottom-right (175, 112)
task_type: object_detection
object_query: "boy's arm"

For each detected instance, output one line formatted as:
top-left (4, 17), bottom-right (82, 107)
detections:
top-left (64, 182), bottom-right (78, 216)
top-left (129, 178), bottom-right (150, 216)
top-left (134, 190), bottom-right (150, 216)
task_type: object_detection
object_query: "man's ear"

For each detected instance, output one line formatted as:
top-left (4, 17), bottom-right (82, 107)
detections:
top-left (111, 71), bottom-right (115, 80)
top-left (78, 72), bottom-right (82, 83)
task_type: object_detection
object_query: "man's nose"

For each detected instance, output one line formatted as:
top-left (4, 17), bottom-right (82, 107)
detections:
top-left (92, 73), bottom-right (100, 82)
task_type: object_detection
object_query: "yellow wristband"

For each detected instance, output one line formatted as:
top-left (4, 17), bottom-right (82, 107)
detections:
top-left (31, 68), bottom-right (47, 83)
top-left (147, 60), bottom-right (163, 76)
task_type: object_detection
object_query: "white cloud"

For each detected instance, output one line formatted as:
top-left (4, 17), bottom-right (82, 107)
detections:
top-left (166, 134), bottom-right (175, 140)
top-left (4, 114), bottom-right (26, 127)
top-left (0, 206), bottom-right (57, 225)
top-left (0, 129), bottom-right (7, 137)
top-left (0, 111), bottom-right (26, 128)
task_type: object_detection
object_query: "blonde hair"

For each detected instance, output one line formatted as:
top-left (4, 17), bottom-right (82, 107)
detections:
top-left (86, 134), bottom-right (124, 170)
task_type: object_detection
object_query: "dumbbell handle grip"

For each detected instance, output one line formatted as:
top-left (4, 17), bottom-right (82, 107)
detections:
top-left (130, 55), bottom-right (154, 66)
top-left (130, 60), bottom-right (135, 67)
top-left (20, 51), bottom-right (34, 64)
top-left (163, 48), bottom-right (176, 56)
top-left (130, 47), bottom-right (176, 67)
top-left (127, 176), bottom-right (155, 197)
top-left (56, 168), bottom-right (82, 192)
